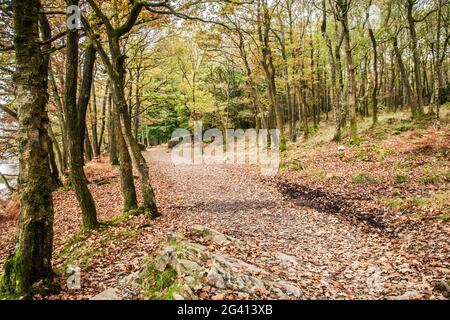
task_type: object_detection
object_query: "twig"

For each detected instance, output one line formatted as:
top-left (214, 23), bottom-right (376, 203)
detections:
top-left (0, 171), bottom-right (15, 193)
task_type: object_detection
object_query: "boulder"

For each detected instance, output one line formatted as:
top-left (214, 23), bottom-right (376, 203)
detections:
top-left (139, 227), bottom-right (303, 300)
top-left (190, 224), bottom-right (234, 245)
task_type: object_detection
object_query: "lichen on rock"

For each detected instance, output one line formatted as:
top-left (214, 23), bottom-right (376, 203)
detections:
top-left (137, 227), bottom-right (303, 300)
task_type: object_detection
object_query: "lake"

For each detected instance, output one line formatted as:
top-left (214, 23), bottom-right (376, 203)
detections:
top-left (0, 162), bottom-right (18, 199)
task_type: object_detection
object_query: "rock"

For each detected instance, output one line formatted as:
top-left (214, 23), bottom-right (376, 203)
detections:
top-left (190, 224), bottom-right (232, 245)
top-left (275, 252), bottom-right (300, 265)
top-left (119, 271), bottom-right (139, 286)
top-left (177, 258), bottom-right (204, 275)
top-left (272, 288), bottom-right (289, 299)
top-left (180, 284), bottom-right (198, 300)
top-left (139, 229), bottom-right (303, 300)
top-left (168, 232), bottom-right (184, 242)
top-left (207, 266), bottom-right (226, 289)
top-left (338, 145), bottom-right (346, 152)
top-left (279, 281), bottom-right (303, 298)
top-left (185, 276), bottom-right (197, 287)
top-left (173, 293), bottom-right (185, 300)
top-left (154, 246), bottom-right (176, 271)
top-left (90, 288), bottom-right (121, 300)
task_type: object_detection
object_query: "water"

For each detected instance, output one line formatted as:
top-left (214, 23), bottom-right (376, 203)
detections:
top-left (0, 162), bottom-right (18, 199)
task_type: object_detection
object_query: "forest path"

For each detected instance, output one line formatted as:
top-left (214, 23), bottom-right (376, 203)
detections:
top-left (145, 147), bottom-right (448, 299)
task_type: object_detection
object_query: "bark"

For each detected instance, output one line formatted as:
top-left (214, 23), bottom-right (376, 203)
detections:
top-left (98, 82), bottom-right (109, 153)
top-left (90, 82), bottom-right (100, 158)
top-left (83, 2), bottom-right (157, 216)
top-left (406, 0), bottom-right (424, 115)
top-left (134, 69), bottom-right (141, 141)
top-left (39, 11), bottom-right (61, 187)
top-left (368, 1), bottom-right (379, 124)
top-left (84, 127), bottom-right (93, 162)
top-left (278, 13), bottom-right (294, 141)
top-left (338, 0), bottom-right (358, 142)
top-left (433, 0), bottom-right (443, 118)
top-left (77, 44), bottom-right (97, 164)
top-left (114, 104), bottom-right (138, 212)
top-left (321, 1), bottom-right (341, 140)
top-left (108, 92), bottom-right (119, 165)
top-left (393, 36), bottom-right (418, 117)
top-left (0, 0), bottom-right (55, 295)
top-left (257, 0), bottom-right (284, 138)
top-left (111, 52), bottom-right (159, 217)
top-left (48, 123), bottom-right (63, 176)
top-left (63, 0), bottom-right (98, 230)
top-left (48, 68), bottom-right (68, 172)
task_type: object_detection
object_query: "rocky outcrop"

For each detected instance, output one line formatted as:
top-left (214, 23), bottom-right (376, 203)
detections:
top-left (89, 225), bottom-right (303, 300)
top-left (138, 225), bottom-right (303, 300)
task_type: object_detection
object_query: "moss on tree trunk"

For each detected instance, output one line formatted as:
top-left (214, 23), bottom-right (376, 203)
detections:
top-left (0, 0), bottom-right (55, 296)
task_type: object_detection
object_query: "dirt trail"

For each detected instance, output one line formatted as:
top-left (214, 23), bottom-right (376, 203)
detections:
top-left (145, 147), bottom-right (449, 299)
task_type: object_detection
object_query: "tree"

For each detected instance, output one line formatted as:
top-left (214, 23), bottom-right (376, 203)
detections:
top-left (63, 0), bottom-right (98, 230)
top-left (367, 1), bottom-right (379, 125)
top-left (334, 0), bottom-right (358, 142)
top-left (257, 0), bottom-right (285, 139)
top-left (0, 0), bottom-right (55, 295)
top-left (83, 0), bottom-right (158, 216)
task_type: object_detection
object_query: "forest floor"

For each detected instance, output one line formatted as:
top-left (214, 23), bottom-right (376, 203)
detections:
top-left (0, 109), bottom-right (449, 300)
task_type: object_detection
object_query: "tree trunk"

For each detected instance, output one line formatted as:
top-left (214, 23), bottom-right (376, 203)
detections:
top-left (109, 36), bottom-right (159, 218)
top-left (108, 92), bottom-right (119, 165)
top-left (98, 84), bottom-right (109, 154)
top-left (48, 68), bottom-right (68, 172)
top-left (90, 82), bottom-right (100, 158)
top-left (0, 0), bottom-right (55, 295)
top-left (321, 1), bottom-right (341, 141)
top-left (433, 0), bottom-right (443, 118)
top-left (112, 80), bottom-right (159, 216)
top-left (63, 0), bottom-right (98, 230)
top-left (134, 69), bottom-right (141, 141)
top-left (114, 109), bottom-right (138, 212)
top-left (338, 0), bottom-right (358, 142)
top-left (368, 2), bottom-right (379, 125)
top-left (406, 0), bottom-right (424, 115)
top-left (257, 0), bottom-right (284, 138)
top-left (278, 14), bottom-right (294, 141)
top-left (393, 36), bottom-right (418, 117)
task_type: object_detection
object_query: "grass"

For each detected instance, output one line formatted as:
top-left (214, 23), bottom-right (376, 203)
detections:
top-left (0, 291), bottom-right (23, 300)
top-left (56, 210), bottom-right (143, 274)
top-left (385, 191), bottom-right (449, 220)
top-left (140, 260), bottom-right (181, 300)
top-left (308, 170), bottom-right (327, 179)
top-left (354, 144), bottom-right (395, 162)
top-left (56, 231), bottom-right (103, 273)
top-left (110, 207), bottom-right (148, 225)
top-left (394, 174), bottom-right (408, 184)
top-left (352, 172), bottom-right (380, 185)
top-left (386, 198), bottom-right (403, 208)
top-left (419, 169), bottom-right (449, 185)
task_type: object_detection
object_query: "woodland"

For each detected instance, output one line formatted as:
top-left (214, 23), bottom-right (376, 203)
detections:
top-left (0, 0), bottom-right (448, 300)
